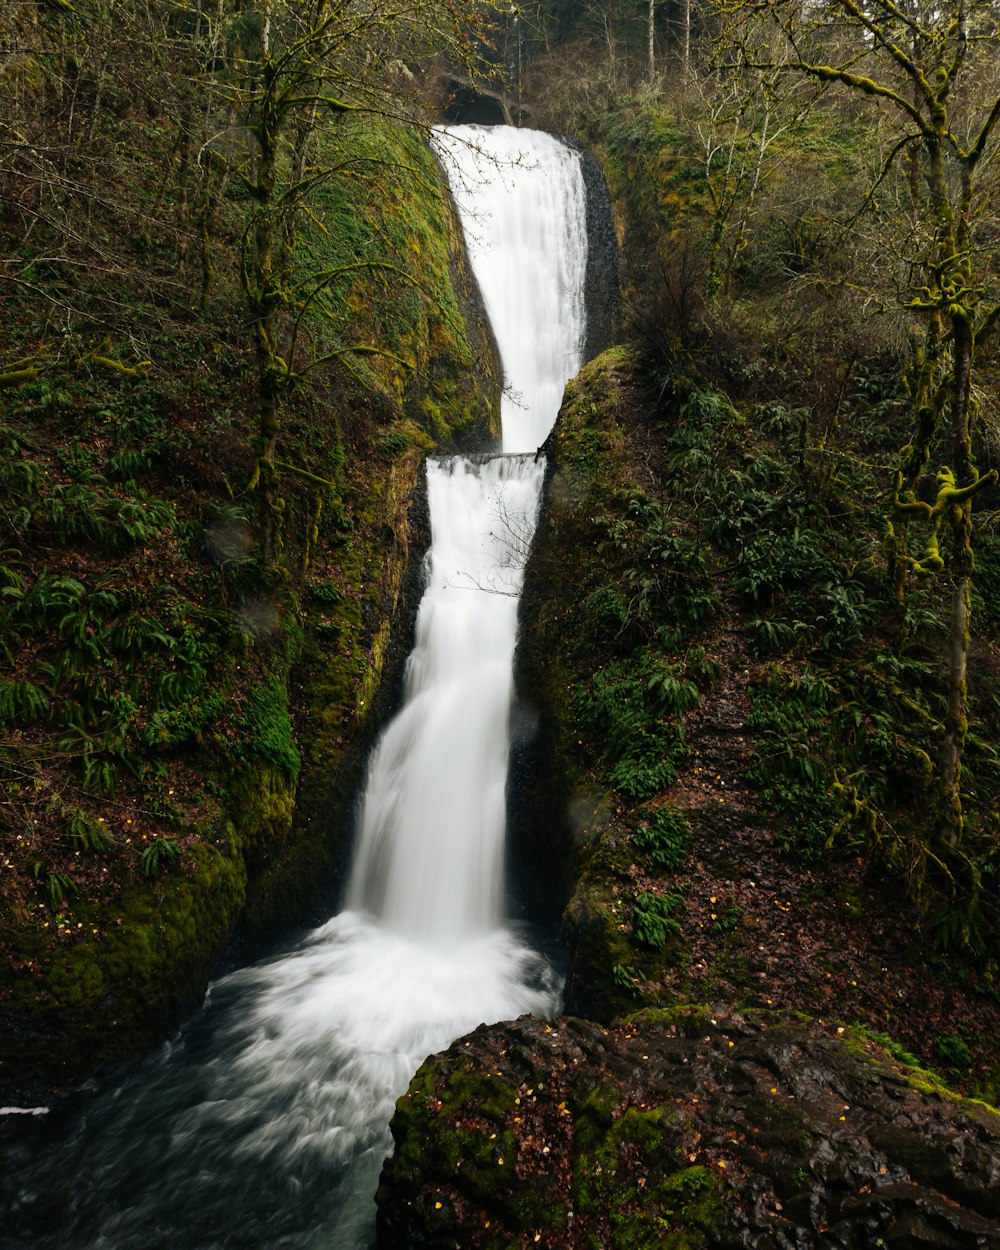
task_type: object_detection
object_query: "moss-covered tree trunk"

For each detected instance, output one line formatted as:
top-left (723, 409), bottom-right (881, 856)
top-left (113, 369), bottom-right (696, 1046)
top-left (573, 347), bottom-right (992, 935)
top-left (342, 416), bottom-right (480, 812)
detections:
top-left (941, 312), bottom-right (974, 846)
top-left (245, 41), bottom-right (284, 566)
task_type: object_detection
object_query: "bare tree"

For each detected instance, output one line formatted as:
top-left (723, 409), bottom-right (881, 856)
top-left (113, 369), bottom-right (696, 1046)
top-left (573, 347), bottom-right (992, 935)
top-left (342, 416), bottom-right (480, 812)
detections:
top-left (716, 0), bottom-right (1000, 860)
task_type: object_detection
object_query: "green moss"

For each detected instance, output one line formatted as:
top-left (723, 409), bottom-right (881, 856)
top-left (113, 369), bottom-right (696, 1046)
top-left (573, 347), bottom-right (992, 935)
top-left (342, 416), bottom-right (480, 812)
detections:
top-left (0, 841), bottom-right (246, 1089)
top-left (297, 122), bottom-right (501, 448)
top-left (240, 679), bottom-right (301, 778)
top-left (573, 1105), bottom-right (721, 1248)
top-left (392, 1064), bottom-right (521, 1213)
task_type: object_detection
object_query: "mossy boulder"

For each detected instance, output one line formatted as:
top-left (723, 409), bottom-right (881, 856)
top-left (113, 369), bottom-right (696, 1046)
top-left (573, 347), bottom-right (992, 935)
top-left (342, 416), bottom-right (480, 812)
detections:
top-left (376, 1008), bottom-right (1000, 1249)
top-left (0, 840), bottom-right (246, 1093)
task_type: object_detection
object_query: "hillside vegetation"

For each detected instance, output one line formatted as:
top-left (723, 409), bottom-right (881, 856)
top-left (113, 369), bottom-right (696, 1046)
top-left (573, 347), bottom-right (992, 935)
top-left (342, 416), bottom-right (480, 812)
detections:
top-left (0, 0), bottom-right (500, 1094)
top-left (3, 0), bottom-right (1000, 1120)
top-left (512, 1), bottom-right (1000, 1103)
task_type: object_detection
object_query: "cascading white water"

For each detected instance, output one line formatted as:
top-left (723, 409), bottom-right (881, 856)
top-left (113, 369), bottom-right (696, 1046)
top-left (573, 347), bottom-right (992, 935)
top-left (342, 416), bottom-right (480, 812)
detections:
top-left (349, 455), bottom-right (545, 944)
top-left (348, 123), bottom-right (589, 951)
top-left (0, 125), bottom-right (589, 1250)
top-left (433, 126), bottom-right (589, 454)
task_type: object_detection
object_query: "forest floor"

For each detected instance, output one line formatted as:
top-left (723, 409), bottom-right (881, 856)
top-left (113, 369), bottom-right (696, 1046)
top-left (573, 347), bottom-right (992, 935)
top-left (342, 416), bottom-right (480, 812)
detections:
top-left (655, 602), bottom-right (1000, 1102)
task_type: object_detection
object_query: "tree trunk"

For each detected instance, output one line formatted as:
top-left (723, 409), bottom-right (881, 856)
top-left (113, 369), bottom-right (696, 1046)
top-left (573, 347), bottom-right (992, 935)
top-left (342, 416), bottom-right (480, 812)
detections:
top-left (940, 312), bottom-right (975, 846)
top-left (250, 52), bottom-right (282, 566)
top-left (682, 0), bottom-right (691, 72)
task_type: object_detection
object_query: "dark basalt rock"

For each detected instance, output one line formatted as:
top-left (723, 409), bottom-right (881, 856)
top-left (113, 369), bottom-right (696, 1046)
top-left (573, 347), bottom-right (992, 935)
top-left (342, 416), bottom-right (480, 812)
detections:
top-left (375, 1008), bottom-right (1000, 1249)
top-left (575, 145), bottom-right (620, 365)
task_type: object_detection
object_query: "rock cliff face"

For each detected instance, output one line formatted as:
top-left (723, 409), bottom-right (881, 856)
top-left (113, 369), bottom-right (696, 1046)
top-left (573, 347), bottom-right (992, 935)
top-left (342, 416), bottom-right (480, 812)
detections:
top-left (376, 1007), bottom-right (1000, 1249)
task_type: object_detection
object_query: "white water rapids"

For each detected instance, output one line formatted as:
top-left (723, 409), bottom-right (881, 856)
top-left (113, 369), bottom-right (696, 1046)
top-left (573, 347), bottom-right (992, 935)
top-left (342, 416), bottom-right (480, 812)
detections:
top-left (0, 125), bottom-right (588, 1250)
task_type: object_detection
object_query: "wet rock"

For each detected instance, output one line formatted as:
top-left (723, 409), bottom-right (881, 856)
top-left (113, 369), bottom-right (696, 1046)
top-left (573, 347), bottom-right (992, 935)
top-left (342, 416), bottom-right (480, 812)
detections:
top-left (376, 1007), bottom-right (1000, 1249)
top-left (575, 144), bottom-right (620, 364)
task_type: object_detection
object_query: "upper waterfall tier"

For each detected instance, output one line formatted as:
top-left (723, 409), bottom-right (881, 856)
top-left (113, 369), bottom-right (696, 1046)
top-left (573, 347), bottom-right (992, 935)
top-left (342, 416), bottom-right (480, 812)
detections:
top-left (432, 126), bottom-right (588, 453)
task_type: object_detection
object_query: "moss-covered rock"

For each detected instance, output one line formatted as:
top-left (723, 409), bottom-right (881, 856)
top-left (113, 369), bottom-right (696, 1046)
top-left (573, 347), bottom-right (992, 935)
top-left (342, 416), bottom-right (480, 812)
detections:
top-left (510, 343), bottom-right (701, 1016)
top-left (376, 1009), bottom-right (1000, 1249)
top-left (509, 343), bottom-right (647, 922)
top-left (0, 840), bottom-right (246, 1092)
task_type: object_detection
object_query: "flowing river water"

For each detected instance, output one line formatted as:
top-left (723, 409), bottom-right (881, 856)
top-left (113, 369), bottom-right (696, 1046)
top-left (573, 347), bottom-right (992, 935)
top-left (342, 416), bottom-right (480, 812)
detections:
top-left (0, 125), bottom-right (589, 1250)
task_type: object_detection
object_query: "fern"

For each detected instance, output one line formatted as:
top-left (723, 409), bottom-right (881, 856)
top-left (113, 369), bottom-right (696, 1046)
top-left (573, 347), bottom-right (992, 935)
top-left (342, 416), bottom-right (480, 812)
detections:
top-left (633, 888), bottom-right (687, 948)
top-left (23, 575), bottom-right (85, 621)
top-left (58, 607), bottom-right (103, 657)
top-left (634, 806), bottom-right (690, 872)
top-left (0, 679), bottom-right (50, 725)
top-left (64, 808), bottom-right (113, 853)
top-left (108, 448), bottom-right (153, 480)
top-left (32, 863), bottom-right (77, 911)
top-left (140, 837), bottom-right (181, 879)
top-left (647, 668), bottom-right (700, 717)
top-left (105, 614), bottom-right (174, 656)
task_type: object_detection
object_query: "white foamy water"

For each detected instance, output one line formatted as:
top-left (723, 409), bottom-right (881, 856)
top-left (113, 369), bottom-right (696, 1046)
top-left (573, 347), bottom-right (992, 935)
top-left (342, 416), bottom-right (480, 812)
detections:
top-left (0, 125), bottom-right (588, 1250)
top-left (349, 455), bottom-right (545, 943)
top-left (432, 125), bottom-right (588, 453)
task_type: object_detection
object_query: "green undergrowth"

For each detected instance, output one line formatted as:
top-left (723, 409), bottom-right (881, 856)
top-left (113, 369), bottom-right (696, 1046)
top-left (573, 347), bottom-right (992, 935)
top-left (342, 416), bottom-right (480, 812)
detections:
top-left (0, 109), bottom-right (500, 1091)
top-left (517, 347), bottom-right (721, 1014)
top-left (519, 327), bottom-right (1000, 1028)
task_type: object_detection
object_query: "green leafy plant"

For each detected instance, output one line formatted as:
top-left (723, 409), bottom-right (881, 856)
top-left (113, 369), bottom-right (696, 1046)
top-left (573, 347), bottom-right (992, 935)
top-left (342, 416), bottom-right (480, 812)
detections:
top-left (381, 430), bottom-right (410, 460)
top-left (647, 666), bottom-right (700, 717)
top-left (311, 582), bottom-right (343, 605)
top-left (710, 901), bottom-right (742, 933)
top-left (144, 691), bottom-right (225, 749)
top-left (575, 656), bottom-right (690, 800)
top-left (22, 575), bottom-right (86, 622)
top-left (747, 664), bottom-right (838, 862)
top-left (612, 963), bottom-right (643, 996)
top-left (634, 805), bottom-right (690, 872)
top-left (64, 807), bottom-right (114, 853)
top-left (32, 863), bottom-right (77, 911)
top-left (140, 836), bottom-right (181, 879)
top-left (0, 679), bottom-right (50, 725)
top-left (598, 495), bottom-right (720, 635)
top-left (107, 448), bottom-right (154, 480)
top-left (633, 888), bottom-right (687, 948)
top-left (934, 1034), bottom-right (972, 1073)
top-left (105, 614), bottom-right (174, 657)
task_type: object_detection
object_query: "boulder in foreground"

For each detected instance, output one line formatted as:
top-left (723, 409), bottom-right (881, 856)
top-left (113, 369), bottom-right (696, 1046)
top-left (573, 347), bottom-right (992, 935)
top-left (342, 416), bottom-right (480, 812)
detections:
top-left (376, 1007), bottom-right (1000, 1249)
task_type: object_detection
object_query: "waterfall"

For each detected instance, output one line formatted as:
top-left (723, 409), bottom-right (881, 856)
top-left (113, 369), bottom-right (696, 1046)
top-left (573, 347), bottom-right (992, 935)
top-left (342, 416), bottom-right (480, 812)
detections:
top-left (431, 126), bottom-right (588, 454)
top-left (348, 124), bottom-right (588, 947)
top-left (0, 126), bottom-right (589, 1250)
top-left (348, 455), bottom-right (545, 944)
